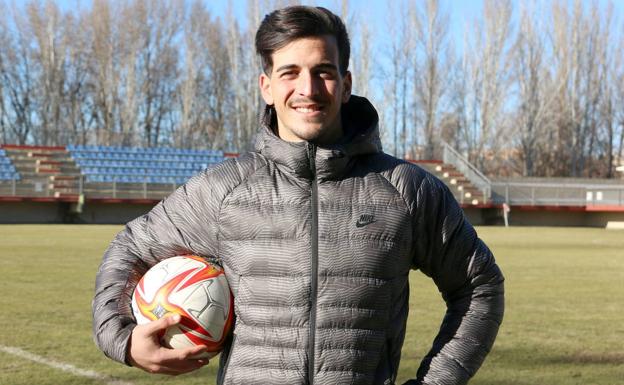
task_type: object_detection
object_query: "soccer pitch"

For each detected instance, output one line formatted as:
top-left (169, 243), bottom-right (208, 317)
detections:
top-left (0, 225), bottom-right (622, 385)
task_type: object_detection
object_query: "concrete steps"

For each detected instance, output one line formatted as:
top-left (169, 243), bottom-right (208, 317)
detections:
top-left (3, 146), bottom-right (82, 197)
top-left (409, 160), bottom-right (488, 205)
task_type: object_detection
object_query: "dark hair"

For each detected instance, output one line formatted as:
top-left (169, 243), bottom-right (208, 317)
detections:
top-left (255, 6), bottom-right (350, 75)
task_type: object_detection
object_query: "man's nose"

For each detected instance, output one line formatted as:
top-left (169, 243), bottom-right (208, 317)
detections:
top-left (296, 71), bottom-right (320, 97)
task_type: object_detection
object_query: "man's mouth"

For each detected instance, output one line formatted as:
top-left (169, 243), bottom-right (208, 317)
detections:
top-left (292, 104), bottom-right (324, 113)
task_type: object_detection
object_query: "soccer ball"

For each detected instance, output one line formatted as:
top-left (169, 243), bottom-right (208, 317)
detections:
top-left (131, 255), bottom-right (234, 358)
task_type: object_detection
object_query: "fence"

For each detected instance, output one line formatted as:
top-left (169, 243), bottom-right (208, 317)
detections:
top-left (492, 181), bottom-right (624, 206)
top-left (3, 161), bottom-right (623, 208)
top-left (0, 176), bottom-right (180, 201)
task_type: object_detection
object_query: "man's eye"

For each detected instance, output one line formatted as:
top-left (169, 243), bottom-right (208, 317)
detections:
top-left (280, 72), bottom-right (297, 79)
top-left (318, 71), bottom-right (335, 80)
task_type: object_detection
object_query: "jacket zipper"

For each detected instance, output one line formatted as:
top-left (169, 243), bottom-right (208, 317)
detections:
top-left (307, 143), bottom-right (319, 385)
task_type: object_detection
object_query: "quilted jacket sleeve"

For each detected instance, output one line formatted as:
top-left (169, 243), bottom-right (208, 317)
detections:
top-left (92, 171), bottom-right (223, 364)
top-left (407, 173), bottom-right (505, 385)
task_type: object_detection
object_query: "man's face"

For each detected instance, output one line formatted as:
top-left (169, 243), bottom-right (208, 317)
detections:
top-left (259, 35), bottom-right (352, 145)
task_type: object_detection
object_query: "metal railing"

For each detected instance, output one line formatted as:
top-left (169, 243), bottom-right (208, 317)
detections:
top-left (440, 140), bottom-right (492, 201)
top-left (0, 176), bottom-right (181, 201)
top-left (5, 166), bottom-right (621, 208)
top-left (492, 181), bottom-right (624, 206)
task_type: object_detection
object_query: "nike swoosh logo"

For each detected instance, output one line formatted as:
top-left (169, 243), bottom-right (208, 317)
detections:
top-left (355, 219), bottom-right (376, 227)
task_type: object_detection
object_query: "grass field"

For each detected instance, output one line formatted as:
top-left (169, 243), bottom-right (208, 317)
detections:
top-left (0, 225), bottom-right (622, 385)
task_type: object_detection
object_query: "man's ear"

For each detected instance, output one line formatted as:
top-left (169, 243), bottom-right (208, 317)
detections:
top-left (259, 73), bottom-right (274, 105)
top-left (342, 71), bottom-right (352, 103)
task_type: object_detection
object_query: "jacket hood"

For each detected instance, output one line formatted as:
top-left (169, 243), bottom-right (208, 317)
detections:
top-left (254, 95), bottom-right (382, 180)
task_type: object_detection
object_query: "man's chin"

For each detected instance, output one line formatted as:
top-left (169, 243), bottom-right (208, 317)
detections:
top-left (278, 117), bottom-right (341, 144)
top-left (302, 127), bottom-right (343, 145)
top-left (298, 130), bottom-right (324, 142)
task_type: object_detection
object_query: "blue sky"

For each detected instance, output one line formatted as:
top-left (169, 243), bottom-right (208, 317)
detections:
top-left (53, 1), bottom-right (622, 33)
top-left (54, 0), bottom-right (484, 46)
top-left (203, 0), bottom-right (483, 44)
top-left (53, 1), bottom-right (621, 58)
top-left (202, 0), bottom-right (621, 43)
top-left (197, 0), bottom-right (622, 80)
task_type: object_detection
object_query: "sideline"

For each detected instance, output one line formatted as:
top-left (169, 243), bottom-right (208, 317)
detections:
top-left (0, 345), bottom-right (133, 385)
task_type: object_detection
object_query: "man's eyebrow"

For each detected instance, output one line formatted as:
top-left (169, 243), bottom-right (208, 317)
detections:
top-left (275, 63), bottom-right (339, 73)
top-left (314, 63), bottom-right (339, 71)
top-left (275, 64), bottom-right (299, 73)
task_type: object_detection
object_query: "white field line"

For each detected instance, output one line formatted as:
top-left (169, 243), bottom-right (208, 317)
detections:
top-left (0, 345), bottom-right (133, 385)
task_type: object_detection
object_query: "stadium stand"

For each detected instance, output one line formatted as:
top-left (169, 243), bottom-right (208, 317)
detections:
top-left (1, 142), bottom-right (622, 226)
top-left (0, 144), bottom-right (226, 201)
top-left (0, 145), bottom-right (81, 199)
top-left (67, 144), bottom-right (224, 185)
top-left (0, 148), bottom-right (20, 181)
top-left (0, 144), bottom-right (229, 223)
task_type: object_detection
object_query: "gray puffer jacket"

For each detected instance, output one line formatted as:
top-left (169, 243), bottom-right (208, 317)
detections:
top-left (92, 96), bottom-right (504, 385)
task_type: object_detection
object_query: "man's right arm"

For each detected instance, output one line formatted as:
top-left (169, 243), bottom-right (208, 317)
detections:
top-left (92, 170), bottom-right (224, 366)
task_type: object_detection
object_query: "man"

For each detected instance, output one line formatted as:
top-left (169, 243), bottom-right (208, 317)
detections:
top-left (92, 6), bottom-right (504, 385)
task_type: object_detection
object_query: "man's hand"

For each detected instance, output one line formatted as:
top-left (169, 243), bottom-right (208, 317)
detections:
top-left (128, 314), bottom-right (209, 375)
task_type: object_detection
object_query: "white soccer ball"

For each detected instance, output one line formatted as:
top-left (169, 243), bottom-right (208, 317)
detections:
top-left (131, 255), bottom-right (233, 358)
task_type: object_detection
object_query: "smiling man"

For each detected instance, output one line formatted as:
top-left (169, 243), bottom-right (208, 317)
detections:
top-left (93, 6), bottom-right (505, 385)
top-left (258, 34), bottom-right (351, 144)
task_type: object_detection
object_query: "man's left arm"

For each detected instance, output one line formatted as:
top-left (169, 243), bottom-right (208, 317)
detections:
top-left (407, 174), bottom-right (505, 385)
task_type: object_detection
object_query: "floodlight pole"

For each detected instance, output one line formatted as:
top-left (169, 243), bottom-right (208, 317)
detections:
top-left (617, 166), bottom-right (624, 205)
top-left (505, 183), bottom-right (509, 204)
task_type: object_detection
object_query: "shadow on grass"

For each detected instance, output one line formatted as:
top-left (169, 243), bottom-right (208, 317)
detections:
top-left (546, 351), bottom-right (624, 365)
top-left (490, 345), bottom-right (624, 367)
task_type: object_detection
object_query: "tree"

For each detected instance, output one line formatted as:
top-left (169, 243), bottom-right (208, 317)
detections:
top-left (550, 0), bottom-right (611, 177)
top-left (614, 26), bottom-right (624, 170)
top-left (178, 1), bottom-right (231, 150)
top-left (0, 2), bottom-right (37, 145)
top-left (513, 1), bottom-right (557, 176)
top-left (451, 0), bottom-right (514, 171)
top-left (132, 0), bottom-right (182, 147)
top-left (478, 0), bottom-right (513, 170)
top-left (412, 0), bottom-right (450, 159)
top-left (383, 1), bottom-right (414, 158)
top-left (60, 7), bottom-right (92, 145)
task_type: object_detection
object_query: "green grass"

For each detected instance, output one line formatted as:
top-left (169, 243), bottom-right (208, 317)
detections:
top-left (0, 225), bottom-right (622, 385)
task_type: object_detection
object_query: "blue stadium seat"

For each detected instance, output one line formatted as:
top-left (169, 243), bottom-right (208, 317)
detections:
top-left (69, 144), bottom-right (224, 185)
top-left (0, 151), bottom-right (19, 180)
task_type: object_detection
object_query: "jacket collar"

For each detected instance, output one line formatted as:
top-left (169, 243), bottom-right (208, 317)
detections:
top-left (254, 95), bottom-right (382, 181)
